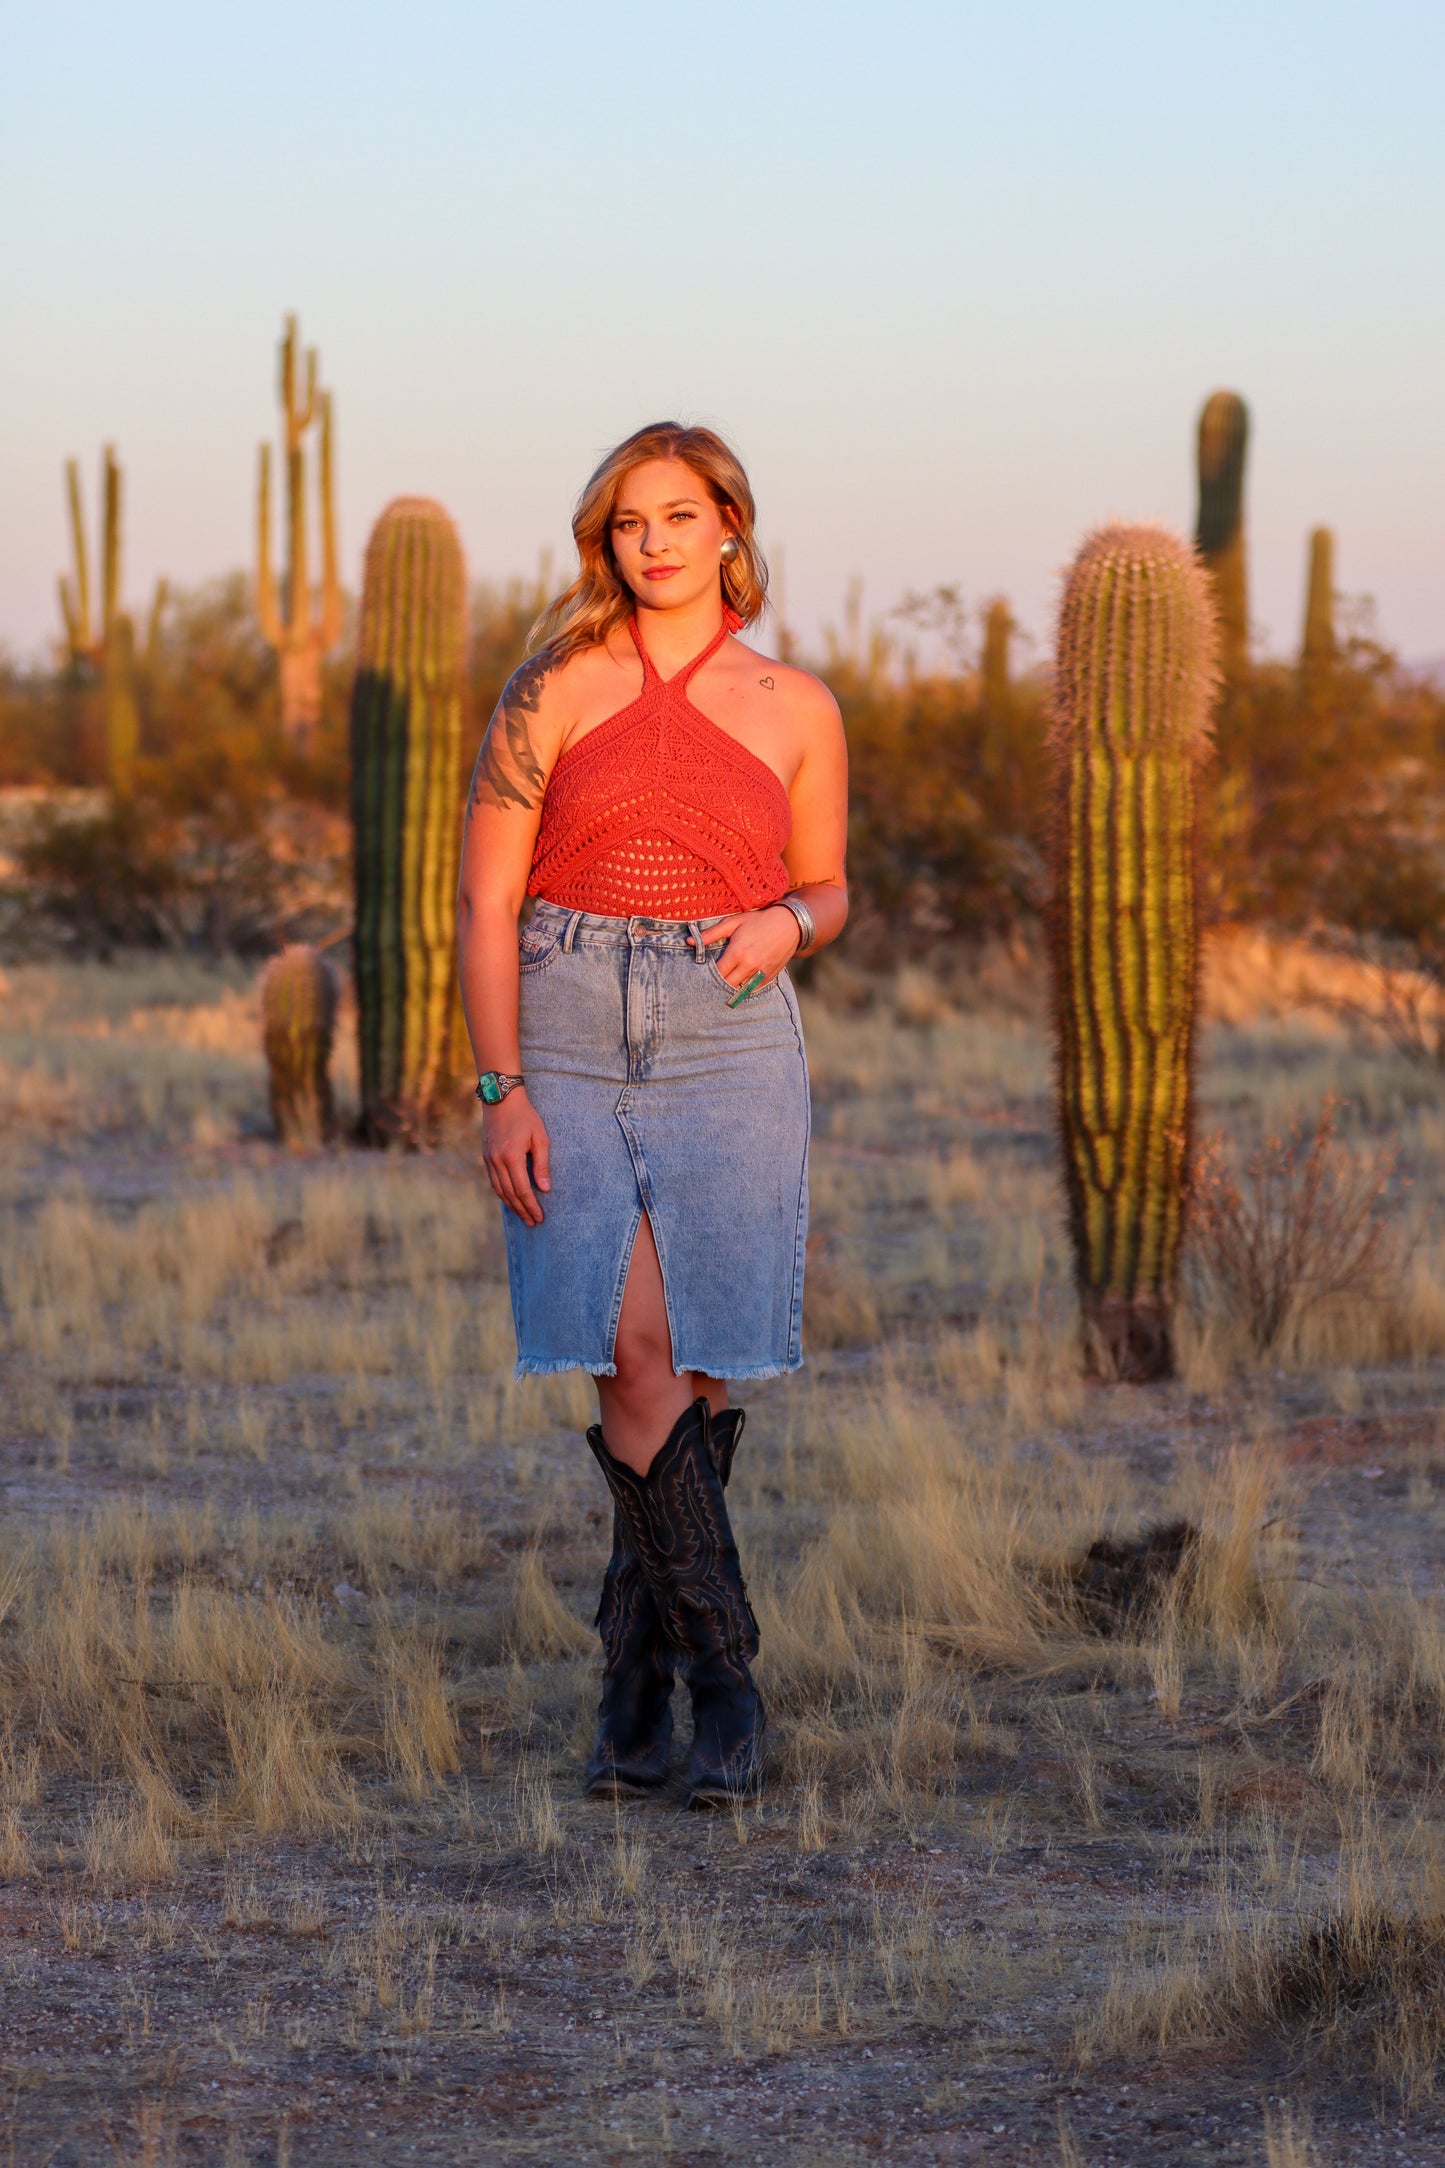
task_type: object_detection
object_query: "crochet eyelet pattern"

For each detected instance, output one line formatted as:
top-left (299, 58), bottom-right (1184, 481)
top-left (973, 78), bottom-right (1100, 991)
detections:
top-left (528, 609), bottom-right (793, 918)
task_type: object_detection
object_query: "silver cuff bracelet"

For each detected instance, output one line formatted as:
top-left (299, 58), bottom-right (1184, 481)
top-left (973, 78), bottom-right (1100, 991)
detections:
top-left (777, 893), bottom-right (817, 957)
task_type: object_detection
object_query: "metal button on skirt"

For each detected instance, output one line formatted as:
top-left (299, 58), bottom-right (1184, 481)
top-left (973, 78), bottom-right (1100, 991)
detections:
top-left (502, 901), bottom-right (810, 1381)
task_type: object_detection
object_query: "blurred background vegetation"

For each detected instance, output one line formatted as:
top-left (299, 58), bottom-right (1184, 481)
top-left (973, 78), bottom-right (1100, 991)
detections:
top-left (6, 563), bottom-right (1442, 973)
top-left (4, 339), bottom-right (1443, 983)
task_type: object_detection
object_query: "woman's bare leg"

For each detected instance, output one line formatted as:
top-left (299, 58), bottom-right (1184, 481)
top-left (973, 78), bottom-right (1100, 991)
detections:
top-left (596, 1212), bottom-right (727, 1473)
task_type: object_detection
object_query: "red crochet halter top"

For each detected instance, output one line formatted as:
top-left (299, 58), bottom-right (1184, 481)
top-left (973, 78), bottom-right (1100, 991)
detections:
top-left (527, 609), bottom-right (793, 919)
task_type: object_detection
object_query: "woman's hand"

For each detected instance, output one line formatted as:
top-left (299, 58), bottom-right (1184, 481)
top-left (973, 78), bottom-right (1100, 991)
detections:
top-left (481, 1090), bottom-right (551, 1226)
top-left (691, 904), bottom-right (802, 993)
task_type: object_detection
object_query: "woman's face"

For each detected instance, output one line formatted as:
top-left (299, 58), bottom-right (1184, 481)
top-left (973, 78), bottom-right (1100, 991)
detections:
top-left (608, 457), bottom-right (732, 613)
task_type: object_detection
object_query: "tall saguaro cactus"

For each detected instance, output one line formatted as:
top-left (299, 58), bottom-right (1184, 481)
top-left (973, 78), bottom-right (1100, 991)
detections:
top-left (58, 446), bottom-right (139, 793)
top-left (1300, 526), bottom-right (1336, 687)
top-left (1194, 391), bottom-right (1249, 681)
top-left (1050, 523), bottom-right (1218, 1381)
top-left (256, 314), bottom-right (343, 746)
top-left (351, 499), bottom-right (468, 1145)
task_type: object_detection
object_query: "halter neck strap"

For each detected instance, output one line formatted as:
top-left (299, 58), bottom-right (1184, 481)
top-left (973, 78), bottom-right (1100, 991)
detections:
top-left (629, 605), bottom-right (741, 690)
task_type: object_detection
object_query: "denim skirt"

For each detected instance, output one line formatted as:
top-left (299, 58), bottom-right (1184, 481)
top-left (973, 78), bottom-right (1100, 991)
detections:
top-left (503, 900), bottom-right (810, 1381)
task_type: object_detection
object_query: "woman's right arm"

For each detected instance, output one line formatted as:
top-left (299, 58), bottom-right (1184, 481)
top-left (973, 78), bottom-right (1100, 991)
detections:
top-left (457, 654), bottom-right (567, 1227)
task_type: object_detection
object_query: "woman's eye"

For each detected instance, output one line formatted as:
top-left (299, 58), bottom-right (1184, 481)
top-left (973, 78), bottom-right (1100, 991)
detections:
top-left (669, 511), bottom-right (695, 523)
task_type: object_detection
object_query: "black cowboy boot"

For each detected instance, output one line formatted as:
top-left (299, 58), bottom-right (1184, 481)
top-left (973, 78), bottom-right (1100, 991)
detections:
top-left (583, 1407), bottom-right (745, 1799)
top-left (584, 1514), bottom-right (676, 1798)
top-left (587, 1400), bottom-right (764, 1809)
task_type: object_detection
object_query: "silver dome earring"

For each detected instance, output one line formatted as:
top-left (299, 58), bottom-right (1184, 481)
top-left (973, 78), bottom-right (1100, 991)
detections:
top-left (719, 536), bottom-right (740, 565)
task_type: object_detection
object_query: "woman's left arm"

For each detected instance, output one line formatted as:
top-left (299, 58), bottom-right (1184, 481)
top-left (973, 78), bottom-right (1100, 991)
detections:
top-left (699, 678), bottom-right (849, 990)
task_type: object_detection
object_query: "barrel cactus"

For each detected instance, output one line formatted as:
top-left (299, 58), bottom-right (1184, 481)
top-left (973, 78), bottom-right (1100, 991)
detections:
top-left (1050, 523), bottom-right (1218, 1380)
top-left (1194, 391), bottom-right (1249, 680)
top-left (351, 498), bottom-right (468, 1145)
top-left (261, 944), bottom-right (338, 1146)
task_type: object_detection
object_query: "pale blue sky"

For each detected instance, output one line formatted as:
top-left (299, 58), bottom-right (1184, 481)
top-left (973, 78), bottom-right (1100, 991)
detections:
top-left (4, 0), bottom-right (1442, 664)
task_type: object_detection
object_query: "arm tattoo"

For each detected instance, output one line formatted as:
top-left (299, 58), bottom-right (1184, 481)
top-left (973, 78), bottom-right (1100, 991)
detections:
top-left (468, 652), bottom-right (553, 812)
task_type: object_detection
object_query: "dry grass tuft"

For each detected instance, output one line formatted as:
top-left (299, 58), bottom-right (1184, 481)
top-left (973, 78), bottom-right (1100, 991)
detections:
top-left (1264, 2102), bottom-right (1320, 2167)
top-left (507, 1549), bottom-right (591, 1661)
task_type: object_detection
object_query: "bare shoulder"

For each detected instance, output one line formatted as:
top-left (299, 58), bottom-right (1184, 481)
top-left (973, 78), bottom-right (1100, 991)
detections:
top-left (733, 644), bottom-right (842, 733)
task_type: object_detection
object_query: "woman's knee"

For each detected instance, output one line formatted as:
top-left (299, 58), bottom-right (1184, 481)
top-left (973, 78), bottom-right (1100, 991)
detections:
top-left (611, 1311), bottom-right (674, 1390)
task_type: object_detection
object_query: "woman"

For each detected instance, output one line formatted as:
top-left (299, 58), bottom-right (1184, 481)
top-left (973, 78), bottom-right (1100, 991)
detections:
top-left (457, 422), bottom-right (848, 1807)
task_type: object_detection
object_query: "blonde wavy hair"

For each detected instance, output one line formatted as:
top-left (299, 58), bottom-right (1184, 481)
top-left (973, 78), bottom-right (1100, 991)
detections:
top-left (527, 422), bottom-right (768, 663)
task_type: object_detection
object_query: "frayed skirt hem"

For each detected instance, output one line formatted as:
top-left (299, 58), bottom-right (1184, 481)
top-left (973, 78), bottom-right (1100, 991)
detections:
top-left (511, 1354), bottom-right (804, 1383)
top-left (513, 1357), bottom-right (618, 1380)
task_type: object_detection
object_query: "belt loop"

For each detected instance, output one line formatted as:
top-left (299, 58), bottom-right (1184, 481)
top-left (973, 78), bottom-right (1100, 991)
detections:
top-left (688, 918), bottom-right (707, 961)
top-left (563, 910), bottom-right (582, 953)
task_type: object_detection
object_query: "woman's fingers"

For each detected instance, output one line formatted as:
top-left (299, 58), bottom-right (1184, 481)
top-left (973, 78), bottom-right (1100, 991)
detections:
top-left (529, 1122), bottom-right (551, 1194)
top-left (693, 913), bottom-right (744, 951)
top-left (484, 1147), bottom-right (543, 1225)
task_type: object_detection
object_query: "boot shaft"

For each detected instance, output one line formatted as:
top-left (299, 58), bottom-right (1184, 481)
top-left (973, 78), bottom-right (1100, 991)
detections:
top-left (587, 1400), bottom-right (759, 1678)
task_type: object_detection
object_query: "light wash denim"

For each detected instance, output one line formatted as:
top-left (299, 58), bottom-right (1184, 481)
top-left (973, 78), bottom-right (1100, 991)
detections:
top-left (503, 901), bottom-right (810, 1381)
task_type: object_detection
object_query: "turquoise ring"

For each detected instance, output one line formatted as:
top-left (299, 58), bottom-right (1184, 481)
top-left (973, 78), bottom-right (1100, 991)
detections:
top-left (728, 970), bottom-right (766, 1009)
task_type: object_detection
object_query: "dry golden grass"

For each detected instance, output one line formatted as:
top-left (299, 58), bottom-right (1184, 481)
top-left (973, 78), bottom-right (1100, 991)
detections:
top-left (1, 951), bottom-right (1444, 2158)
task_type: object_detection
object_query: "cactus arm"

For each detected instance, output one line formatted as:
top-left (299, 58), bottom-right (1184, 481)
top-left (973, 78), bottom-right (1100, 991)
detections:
top-left (145, 578), bottom-right (169, 671)
top-left (317, 390), bottom-right (343, 651)
top-left (58, 575), bottom-right (81, 659)
top-left (302, 347), bottom-right (318, 432)
top-left (105, 612), bottom-right (140, 795)
top-left (101, 446), bottom-right (121, 647)
top-left (256, 444), bottom-right (281, 645)
top-left (279, 317), bottom-right (298, 442)
top-left (286, 438), bottom-right (308, 644)
top-left (1301, 527), bottom-right (1335, 675)
top-left (64, 457), bottom-right (92, 656)
top-left (981, 597), bottom-right (1013, 710)
top-left (1195, 392), bottom-right (1249, 679)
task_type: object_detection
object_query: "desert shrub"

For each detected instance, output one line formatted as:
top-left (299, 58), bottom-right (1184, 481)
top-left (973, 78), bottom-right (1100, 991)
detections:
top-left (1208, 633), bottom-right (1445, 941)
top-left (1190, 1101), bottom-right (1400, 1356)
top-left (830, 612), bottom-right (1048, 950)
top-left (15, 793), bottom-right (341, 956)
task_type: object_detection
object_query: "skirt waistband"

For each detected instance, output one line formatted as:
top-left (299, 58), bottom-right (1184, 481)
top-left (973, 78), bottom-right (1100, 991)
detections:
top-left (527, 898), bottom-right (729, 953)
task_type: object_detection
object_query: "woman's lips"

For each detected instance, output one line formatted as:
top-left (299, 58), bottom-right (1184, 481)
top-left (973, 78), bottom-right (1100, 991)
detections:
top-left (643, 566), bottom-right (681, 580)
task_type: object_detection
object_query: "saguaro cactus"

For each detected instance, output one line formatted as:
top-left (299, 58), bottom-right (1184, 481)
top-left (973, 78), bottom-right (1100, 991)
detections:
top-left (351, 498), bottom-right (468, 1145)
top-left (1050, 523), bottom-right (1218, 1381)
top-left (256, 315), bottom-right (343, 746)
top-left (58, 446), bottom-right (139, 793)
top-left (1300, 526), bottom-right (1335, 686)
top-left (261, 945), bottom-right (338, 1146)
top-left (1194, 391), bottom-right (1249, 681)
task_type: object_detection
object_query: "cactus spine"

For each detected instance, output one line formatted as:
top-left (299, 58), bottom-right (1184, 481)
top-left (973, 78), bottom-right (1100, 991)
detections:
top-left (256, 315), bottom-right (342, 747)
top-left (1050, 523), bottom-right (1218, 1381)
top-left (1300, 526), bottom-right (1335, 686)
top-left (261, 945), bottom-right (338, 1146)
top-left (1194, 391), bottom-right (1249, 681)
top-left (58, 446), bottom-right (139, 793)
top-left (351, 499), bottom-right (468, 1145)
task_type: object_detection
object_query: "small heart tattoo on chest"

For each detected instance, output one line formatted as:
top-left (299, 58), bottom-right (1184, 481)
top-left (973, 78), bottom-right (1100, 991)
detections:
top-left (758, 676), bottom-right (775, 691)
